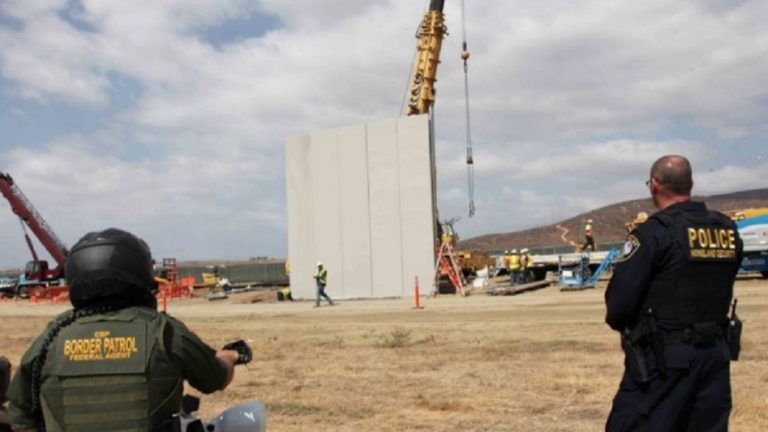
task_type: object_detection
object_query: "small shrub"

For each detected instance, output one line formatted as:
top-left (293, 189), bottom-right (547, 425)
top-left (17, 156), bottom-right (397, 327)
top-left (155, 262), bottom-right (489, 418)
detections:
top-left (376, 328), bottom-right (413, 348)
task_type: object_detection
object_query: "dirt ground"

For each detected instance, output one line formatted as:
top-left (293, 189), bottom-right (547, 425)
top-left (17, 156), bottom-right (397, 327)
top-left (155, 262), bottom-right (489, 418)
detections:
top-left (1, 278), bottom-right (767, 431)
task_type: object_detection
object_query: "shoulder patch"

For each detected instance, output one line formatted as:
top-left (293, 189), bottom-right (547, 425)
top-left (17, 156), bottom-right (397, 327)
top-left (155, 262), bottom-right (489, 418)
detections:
top-left (617, 235), bottom-right (641, 263)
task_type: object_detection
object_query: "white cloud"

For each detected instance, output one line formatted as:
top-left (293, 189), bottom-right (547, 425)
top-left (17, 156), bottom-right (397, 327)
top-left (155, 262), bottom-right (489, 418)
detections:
top-left (695, 161), bottom-right (768, 195)
top-left (0, 10), bottom-right (107, 104)
top-left (1, 0), bottom-right (767, 267)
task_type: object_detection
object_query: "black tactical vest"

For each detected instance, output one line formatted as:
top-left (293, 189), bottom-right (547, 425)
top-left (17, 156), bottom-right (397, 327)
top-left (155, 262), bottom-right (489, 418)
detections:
top-left (40, 308), bottom-right (183, 432)
top-left (641, 208), bottom-right (738, 329)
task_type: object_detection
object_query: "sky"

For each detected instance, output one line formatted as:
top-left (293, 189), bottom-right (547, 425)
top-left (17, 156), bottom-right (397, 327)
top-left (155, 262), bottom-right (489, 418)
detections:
top-left (1, 0), bottom-right (767, 269)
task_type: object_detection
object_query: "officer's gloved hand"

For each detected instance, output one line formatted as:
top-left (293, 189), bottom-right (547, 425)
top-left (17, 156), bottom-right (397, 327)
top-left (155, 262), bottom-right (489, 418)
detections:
top-left (222, 340), bottom-right (252, 365)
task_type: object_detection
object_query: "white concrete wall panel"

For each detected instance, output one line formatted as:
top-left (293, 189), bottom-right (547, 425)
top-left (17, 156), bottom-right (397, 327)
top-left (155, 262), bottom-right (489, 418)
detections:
top-left (285, 115), bottom-right (434, 299)
top-left (396, 115), bottom-right (435, 296)
top-left (284, 135), bottom-right (315, 299)
top-left (337, 124), bottom-right (373, 298)
top-left (309, 129), bottom-right (345, 298)
top-left (367, 119), bottom-right (405, 298)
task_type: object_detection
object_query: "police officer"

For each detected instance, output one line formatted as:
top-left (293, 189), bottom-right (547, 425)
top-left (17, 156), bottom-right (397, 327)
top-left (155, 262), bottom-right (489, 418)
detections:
top-left (605, 155), bottom-right (742, 431)
top-left (7, 228), bottom-right (251, 432)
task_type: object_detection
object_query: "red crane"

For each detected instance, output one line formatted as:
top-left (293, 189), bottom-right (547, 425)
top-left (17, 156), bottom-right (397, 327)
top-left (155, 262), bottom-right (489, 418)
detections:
top-left (0, 171), bottom-right (68, 297)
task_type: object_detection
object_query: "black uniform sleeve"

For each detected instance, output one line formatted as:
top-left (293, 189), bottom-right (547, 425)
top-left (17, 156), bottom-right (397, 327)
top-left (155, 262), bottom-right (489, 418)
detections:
top-left (165, 317), bottom-right (229, 394)
top-left (6, 324), bottom-right (52, 429)
top-left (605, 224), bottom-right (658, 331)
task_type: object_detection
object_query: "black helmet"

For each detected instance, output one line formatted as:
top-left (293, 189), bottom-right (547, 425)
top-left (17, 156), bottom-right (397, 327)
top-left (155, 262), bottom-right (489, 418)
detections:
top-left (66, 228), bottom-right (156, 309)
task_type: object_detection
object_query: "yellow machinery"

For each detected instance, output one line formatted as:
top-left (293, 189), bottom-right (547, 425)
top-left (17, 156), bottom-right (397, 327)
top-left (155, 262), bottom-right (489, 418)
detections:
top-left (404, 0), bottom-right (447, 116)
top-left (404, 0), bottom-right (476, 220)
top-left (439, 218), bottom-right (493, 276)
top-left (625, 212), bottom-right (649, 233)
top-left (201, 272), bottom-right (219, 287)
top-left (727, 207), bottom-right (768, 221)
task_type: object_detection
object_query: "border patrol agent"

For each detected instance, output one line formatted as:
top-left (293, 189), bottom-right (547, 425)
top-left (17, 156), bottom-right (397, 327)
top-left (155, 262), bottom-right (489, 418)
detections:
top-left (7, 228), bottom-right (249, 432)
top-left (605, 155), bottom-right (743, 431)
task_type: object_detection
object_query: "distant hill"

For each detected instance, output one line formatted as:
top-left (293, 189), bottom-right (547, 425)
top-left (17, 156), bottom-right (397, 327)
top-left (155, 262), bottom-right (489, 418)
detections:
top-left (458, 188), bottom-right (768, 252)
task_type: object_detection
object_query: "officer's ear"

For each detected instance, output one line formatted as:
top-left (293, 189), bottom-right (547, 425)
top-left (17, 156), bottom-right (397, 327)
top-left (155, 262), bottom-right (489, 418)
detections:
top-left (649, 177), bottom-right (659, 194)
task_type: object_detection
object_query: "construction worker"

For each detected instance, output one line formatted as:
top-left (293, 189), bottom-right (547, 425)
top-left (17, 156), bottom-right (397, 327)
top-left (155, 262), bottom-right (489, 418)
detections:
top-left (498, 251), bottom-right (509, 274)
top-left (522, 248), bottom-right (534, 283)
top-left (518, 249), bottom-right (528, 284)
top-left (508, 249), bottom-right (521, 285)
top-left (313, 262), bottom-right (334, 307)
top-left (6, 228), bottom-right (251, 431)
top-left (584, 218), bottom-right (596, 251)
top-left (277, 287), bottom-right (293, 301)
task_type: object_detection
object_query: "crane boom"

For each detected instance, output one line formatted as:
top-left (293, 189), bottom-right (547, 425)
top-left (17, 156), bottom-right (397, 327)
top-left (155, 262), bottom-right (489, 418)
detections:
top-left (404, 0), bottom-right (447, 116)
top-left (0, 172), bottom-right (68, 268)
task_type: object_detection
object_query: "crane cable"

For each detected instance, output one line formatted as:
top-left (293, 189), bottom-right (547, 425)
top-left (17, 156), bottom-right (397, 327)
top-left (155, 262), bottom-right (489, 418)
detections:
top-left (460, 0), bottom-right (475, 217)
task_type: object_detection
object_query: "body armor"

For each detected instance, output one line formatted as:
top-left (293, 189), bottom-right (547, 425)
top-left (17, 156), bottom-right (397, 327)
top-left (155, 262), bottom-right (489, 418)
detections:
top-left (641, 208), bottom-right (738, 330)
top-left (40, 308), bottom-right (181, 432)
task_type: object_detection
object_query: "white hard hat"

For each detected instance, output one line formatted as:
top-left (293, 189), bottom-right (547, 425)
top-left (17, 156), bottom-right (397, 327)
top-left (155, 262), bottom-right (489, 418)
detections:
top-left (521, 248), bottom-right (529, 253)
top-left (317, 261), bottom-right (323, 267)
top-left (587, 219), bottom-right (593, 223)
top-left (511, 248), bottom-right (518, 253)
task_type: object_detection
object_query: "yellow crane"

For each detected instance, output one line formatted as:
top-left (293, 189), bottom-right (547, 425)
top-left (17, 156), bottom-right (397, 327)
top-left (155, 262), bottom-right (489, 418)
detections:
top-left (404, 0), bottom-right (476, 217)
top-left (404, 0), bottom-right (447, 116)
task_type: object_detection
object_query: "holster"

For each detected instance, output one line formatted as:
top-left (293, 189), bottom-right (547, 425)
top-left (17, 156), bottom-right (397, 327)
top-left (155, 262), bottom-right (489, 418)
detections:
top-left (726, 315), bottom-right (742, 361)
top-left (622, 329), bottom-right (651, 384)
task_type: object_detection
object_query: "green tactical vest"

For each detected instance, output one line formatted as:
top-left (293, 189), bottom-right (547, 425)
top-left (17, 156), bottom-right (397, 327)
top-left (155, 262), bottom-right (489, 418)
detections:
top-left (40, 307), bottom-right (183, 432)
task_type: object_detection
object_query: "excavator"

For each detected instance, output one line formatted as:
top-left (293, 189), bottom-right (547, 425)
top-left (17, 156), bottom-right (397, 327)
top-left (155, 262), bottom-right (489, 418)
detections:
top-left (0, 171), bottom-right (69, 298)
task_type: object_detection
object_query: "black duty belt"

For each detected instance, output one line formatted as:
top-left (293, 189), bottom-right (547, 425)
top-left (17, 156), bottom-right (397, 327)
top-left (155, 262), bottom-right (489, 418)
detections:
top-left (662, 323), bottom-right (724, 345)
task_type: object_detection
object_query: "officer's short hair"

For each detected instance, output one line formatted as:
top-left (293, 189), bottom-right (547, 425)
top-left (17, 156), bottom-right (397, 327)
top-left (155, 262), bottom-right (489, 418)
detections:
top-left (651, 155), bottom-right (693, 195)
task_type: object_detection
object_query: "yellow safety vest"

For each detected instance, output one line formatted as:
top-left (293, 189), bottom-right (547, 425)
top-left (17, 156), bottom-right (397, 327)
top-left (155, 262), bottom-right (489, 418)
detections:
top-left (509, 255), bottom-right (520, 270)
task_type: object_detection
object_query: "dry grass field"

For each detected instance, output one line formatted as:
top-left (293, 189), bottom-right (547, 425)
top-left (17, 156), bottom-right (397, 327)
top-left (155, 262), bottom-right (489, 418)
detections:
top-left (1, 278), bottom-right (767, 431)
